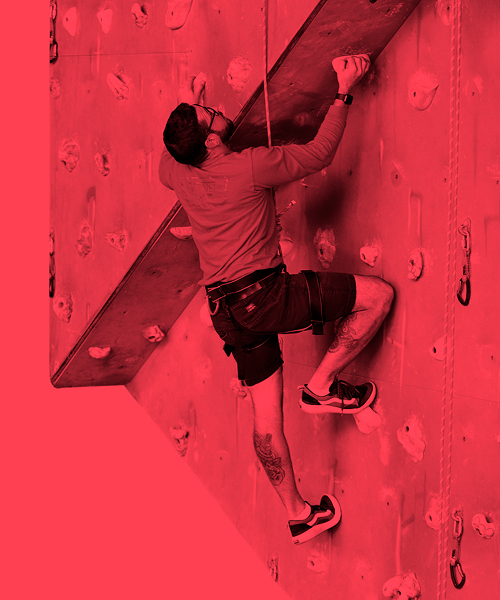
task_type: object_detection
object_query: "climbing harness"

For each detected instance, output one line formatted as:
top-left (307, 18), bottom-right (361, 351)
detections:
top-left (450, 510), bottom-right (466, 589)
top-left (456, 218), bottom-right (471, 306)
top-left (301, 270), bottom-right (325, 335)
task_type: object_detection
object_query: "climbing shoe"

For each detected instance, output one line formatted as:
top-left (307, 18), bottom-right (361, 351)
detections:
top-left (298, 376), bottom-right (376, 415)
top-left (289, 494), bottom-right (342, 545)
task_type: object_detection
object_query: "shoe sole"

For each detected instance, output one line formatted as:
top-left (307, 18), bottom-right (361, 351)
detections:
top-left (299, 382), bottom-right (377, 415)
top-left (292, 494), bottom-right (342, 545)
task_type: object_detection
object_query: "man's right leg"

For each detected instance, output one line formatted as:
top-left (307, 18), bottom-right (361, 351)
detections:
top-left (306, 275), bottom-right (393, 399)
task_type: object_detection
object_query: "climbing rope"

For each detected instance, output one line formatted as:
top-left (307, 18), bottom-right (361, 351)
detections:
top-left (262, 0), bottom-right (272, 148)
top-left (437, 0), bottom-right (462, 597)
top-left (263, 0), bottom-right (285, 243)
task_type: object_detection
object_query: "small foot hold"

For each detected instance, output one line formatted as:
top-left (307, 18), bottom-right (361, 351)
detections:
top-left (306, 551), bottom-right (328, 574)
top-left (472, 513), bottom-right (495, 539)
top-left (408, 249), bottom-right (423, 280)
top-left (107, 72), bottom-right (130, 100)
top-left (131, 3), bottom-right (148, 28)
top-left (170, 226), bottom-right (192, 239)
top-left (165, 0), bottom-right (193, 30)
top-left (397, 416), bottom-right (426, 462)
top-left (408, 70), bottom-right (439, 111)
top-left (88, 346), bottom-right (111, 359)
top-left (58, 139), bottom-right (80, 172)
top-left (76, 223), bottom-right (93, 258)
top-left (53, 294), bottom-right (73, 323)
top-left (383, 571), bottom-right (421, 599)
top-left (105, 231), bottom-right (127, 252)
top-left (97, 8), bottom-right (113, 34)
top-left (170, 426), bottom-right (189, 457)
top-left (313, 228), bottom-right (336, 269)
top-left (142, 325), bottom-right (165, 342)
top-left (63, 7), bottom-right (78, 37)
top-left (95, 152), bottom-right (110, 176)
top-left (227, 56), bottom-right (252, 93)
top-left (353, 406), bottom-right (381, 434)
top-left (360, 245), bottom-right (379, 267)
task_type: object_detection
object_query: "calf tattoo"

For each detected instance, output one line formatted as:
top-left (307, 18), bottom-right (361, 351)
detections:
top-left (253, 432), bottom-right (285, 486)
top-left (329, 312), bottom-right (358, 353)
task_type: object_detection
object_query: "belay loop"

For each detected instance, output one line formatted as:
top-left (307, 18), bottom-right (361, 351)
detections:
top-left (457, 218), bottom-right (471, 306)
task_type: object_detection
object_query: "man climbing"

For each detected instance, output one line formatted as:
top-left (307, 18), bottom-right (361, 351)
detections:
top-left (159, 55), bottom-right (394, 545)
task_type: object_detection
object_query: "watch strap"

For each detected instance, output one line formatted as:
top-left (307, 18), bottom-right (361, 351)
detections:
top-left (335, 93), bottom-right (353, 105)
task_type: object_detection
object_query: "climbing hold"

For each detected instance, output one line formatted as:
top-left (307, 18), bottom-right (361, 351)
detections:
top-left (63, 7), bottom-right (78, 37)
top-left (230, 378), bottom-right (248, 399)
top-left (58, 139), bottom-right (80, 172)
top-left (353, 407), bottom-right (381, 434)
top-left (170, 226), bottom-right (192, 240)
top-left (408, 249), bottom-right (423, 280)
top-left (107, 71), bottom-right (130, 100)
top-left (383, 572), bottom-right (421, 599)
top-left (306, 551), bottom-right (328, 574)
top-left (97, 8), bottom-right (113, 34)
top-left (169, 426), bottom-right (189, 457)
top-left (199, 302), bottom-right (213, 327)
top-left (227, 56), bottom-right (252, 93)
top-left (94, 152), bottom-right (110, 176)
top-left (279, 238), bottom-right (293, 258)
top-left (53, 293), bottom-right (73, 323)
top-left (76, 223), bottom-right (93, 258)
top-left (397, 416), bottom-right (426, 462)
top-left (142, 325), bottom-right (165, 342)
top-left (131, 3), bottom-right (148, 28)
top-left (88, 346), bottom-right (111, 359)
top-left (425, 496), bottom-right (441, 530)
top-left (360, 245), bottom-right (379, 267)
top-left (408, 70), bottom-right (439, 111)
top-left (430, 336), bottom-right (445, 360)
top-left (472, 514), bottom-right (495, 539)
top-left (104, 231), bottom-right (127, 252)
top-left (165, 0), bottom-right (193, 30)
top-left (50, 78), bottom-right (61, 99)
top-left (313, 228), bottom-right (336, 269)
top-left (267, 553), bottom-right (279, 582)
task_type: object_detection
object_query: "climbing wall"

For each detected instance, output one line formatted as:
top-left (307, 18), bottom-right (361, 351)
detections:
top-left (51, 0), bottom-right (500, 598)
top-left (50, 0), bottom-right (313, 378)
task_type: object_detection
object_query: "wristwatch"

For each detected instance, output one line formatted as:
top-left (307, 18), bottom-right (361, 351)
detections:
top-left (335, 93), bottom-right (353, 105)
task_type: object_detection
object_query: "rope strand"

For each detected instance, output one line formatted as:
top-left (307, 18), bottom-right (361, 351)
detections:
top-left (437, 1), bottom-right (462, 597)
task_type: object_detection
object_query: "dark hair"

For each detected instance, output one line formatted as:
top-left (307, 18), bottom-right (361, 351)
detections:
top-left (163, 103), bottom-right (208, 166)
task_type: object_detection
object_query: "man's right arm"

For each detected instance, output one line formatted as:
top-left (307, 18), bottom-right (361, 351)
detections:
top-left (251, 54), bottom-right (370, 189)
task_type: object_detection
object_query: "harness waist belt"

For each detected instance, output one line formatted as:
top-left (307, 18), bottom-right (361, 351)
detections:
top-left (206, 264), bottom-right (284, 304)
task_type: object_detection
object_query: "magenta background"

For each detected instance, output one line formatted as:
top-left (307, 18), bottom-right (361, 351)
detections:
top-left (3, 7), bottom-right (287, 599)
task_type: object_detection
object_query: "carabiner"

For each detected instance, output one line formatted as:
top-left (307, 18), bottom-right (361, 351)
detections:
top-left (457, 277), bottom-right (471, 306)
top-left (450, 551), bottom-right (466, 589)
top-left (452, 510), bottom-right (464, 540)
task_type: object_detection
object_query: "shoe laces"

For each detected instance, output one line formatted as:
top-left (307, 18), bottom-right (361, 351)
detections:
top-left (330, 376), bottom-right (360, 400)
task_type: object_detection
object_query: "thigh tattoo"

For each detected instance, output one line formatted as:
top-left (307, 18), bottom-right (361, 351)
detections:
top-left (253, 432), bottom-right (285, 486)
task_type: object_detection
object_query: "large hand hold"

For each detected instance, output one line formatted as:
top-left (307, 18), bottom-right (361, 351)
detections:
top-left (332, 54), bottom-right (371, 94)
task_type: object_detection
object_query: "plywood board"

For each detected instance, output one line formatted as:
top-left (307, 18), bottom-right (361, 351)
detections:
top-left (51, 204), bottom-right (202, 387)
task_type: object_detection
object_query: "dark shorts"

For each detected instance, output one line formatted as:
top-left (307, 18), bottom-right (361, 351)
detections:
top-left (209, 270), bottom-right (356, 386)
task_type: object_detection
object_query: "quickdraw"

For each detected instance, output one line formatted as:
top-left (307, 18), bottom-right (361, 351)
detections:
top-left (50, 1), bottom-right (58, 64)
top-left (456, 218), bottom-right (471, 306)
top-left (450, 509), bottom-right (466, 589)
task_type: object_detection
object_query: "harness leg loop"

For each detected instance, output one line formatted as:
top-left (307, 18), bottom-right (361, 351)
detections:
top-left (301, 270), bottom-right (324, 335)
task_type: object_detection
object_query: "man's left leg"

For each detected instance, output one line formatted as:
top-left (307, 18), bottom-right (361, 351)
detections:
top-left (247, 366), bottom-right (342, 544)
